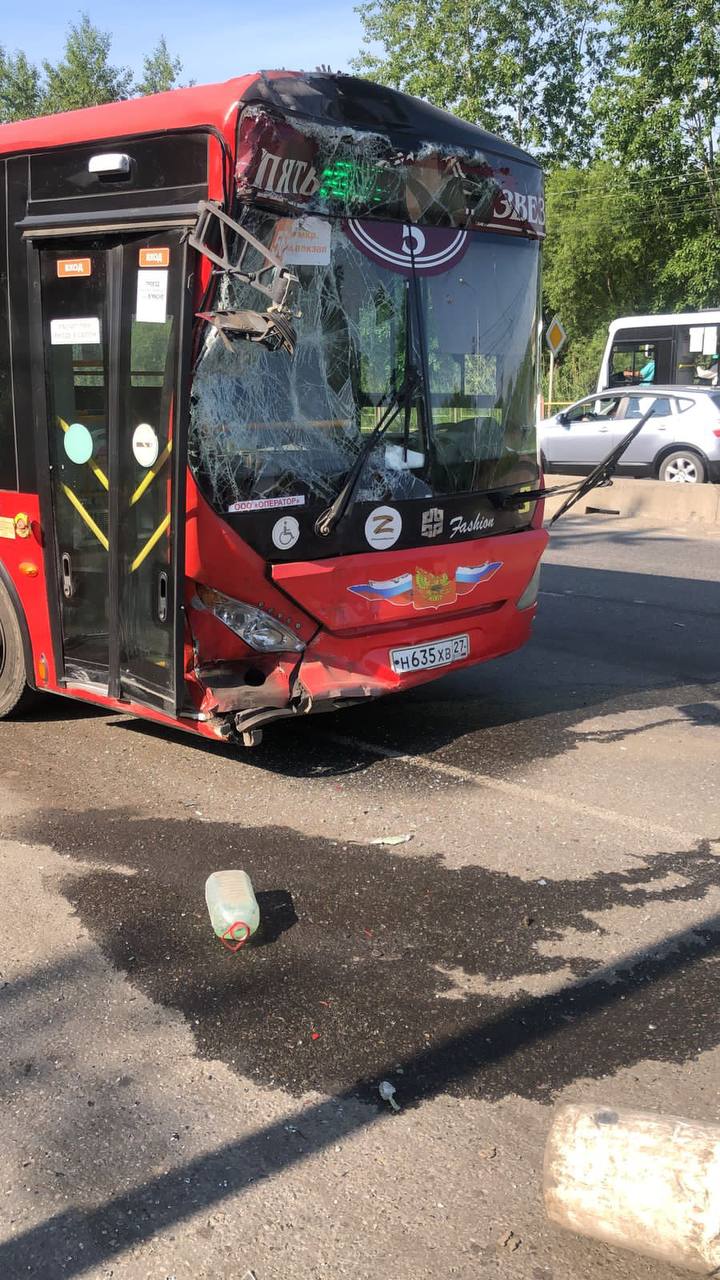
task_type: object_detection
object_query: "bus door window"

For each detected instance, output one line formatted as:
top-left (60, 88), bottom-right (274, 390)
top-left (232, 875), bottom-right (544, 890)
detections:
top-left (678, 324), bottom-right (719, 385)
top-left (116, 234), bottom-right (183, 700)
top-left (41, 248), bottom-right (110, 678)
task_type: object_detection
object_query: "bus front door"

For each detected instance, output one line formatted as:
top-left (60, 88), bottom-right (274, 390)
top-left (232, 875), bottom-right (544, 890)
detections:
top-left (35, 231), bottom-right (187, 710)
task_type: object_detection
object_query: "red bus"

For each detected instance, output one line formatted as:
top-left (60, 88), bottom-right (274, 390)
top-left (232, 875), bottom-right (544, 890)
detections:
top-left (0, 70), bottom-right (547, 746)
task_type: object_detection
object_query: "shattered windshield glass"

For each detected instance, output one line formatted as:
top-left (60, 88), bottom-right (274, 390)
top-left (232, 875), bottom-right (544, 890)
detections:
top-left (234, 104), bottom-right (546, 237)
top-left (188, 213), bottom-right (540, 514)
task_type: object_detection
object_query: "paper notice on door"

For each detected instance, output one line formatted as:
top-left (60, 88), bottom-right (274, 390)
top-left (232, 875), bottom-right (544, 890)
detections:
top-left (136, 270), bottom-right (168, 323)
top-left (689, 326), bottom-right (704, 353)
top-left (703, 324), bottom-right (718, 356)
top-left (271, 217), bottom-right (332, 265)
top-left (50, 316), bottom-right (101, 346)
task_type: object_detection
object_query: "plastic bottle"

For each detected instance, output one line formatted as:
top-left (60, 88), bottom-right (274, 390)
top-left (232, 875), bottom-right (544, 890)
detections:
top-left (205, 870), bottom-right (260, 949)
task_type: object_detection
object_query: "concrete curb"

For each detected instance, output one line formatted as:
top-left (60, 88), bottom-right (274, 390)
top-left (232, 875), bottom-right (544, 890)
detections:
top-left (544, 474), bottom-right (720, 527)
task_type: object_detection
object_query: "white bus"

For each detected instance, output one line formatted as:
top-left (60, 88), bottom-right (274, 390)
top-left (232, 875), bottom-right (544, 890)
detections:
top-left (598, 311), bottom-right (720, 391)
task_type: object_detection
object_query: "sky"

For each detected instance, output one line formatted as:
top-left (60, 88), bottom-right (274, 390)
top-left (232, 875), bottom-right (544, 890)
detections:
top-left (0, 0), bottom-right (370, 84)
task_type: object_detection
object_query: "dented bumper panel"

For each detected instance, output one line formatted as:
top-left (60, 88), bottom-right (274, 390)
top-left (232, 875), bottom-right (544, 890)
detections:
top-left (296, 597), bottom-right (536, 705)
top-left (190, 528), bottom-right (547, 731)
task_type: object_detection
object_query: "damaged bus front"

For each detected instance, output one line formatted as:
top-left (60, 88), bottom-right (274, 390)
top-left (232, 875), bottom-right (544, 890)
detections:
top-left (185, 74), bottom-right (547, 742)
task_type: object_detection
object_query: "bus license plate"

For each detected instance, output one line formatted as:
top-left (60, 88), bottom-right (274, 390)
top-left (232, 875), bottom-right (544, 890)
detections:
top-left (390, 633), bottom-right (469, 674)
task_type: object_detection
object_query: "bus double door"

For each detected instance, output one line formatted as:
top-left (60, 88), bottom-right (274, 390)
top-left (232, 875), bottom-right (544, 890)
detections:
top-left (35, 231), bottom-right (187, 708)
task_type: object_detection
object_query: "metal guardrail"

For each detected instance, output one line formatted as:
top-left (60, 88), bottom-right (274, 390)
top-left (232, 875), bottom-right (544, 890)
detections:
top-left (541, 400), bottom-right (574, 413)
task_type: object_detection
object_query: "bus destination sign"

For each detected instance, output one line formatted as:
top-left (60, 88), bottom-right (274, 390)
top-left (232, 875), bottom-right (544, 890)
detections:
top-left (235, 107), bottom-right (545, 238)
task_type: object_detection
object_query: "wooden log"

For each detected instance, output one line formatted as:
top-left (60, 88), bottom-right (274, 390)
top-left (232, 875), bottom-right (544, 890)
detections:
top-left (544, 1103), bottom-right (720, 1274)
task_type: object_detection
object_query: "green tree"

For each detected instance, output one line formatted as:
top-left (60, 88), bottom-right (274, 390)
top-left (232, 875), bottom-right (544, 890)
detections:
top-left (354, 0), bottom-right (611, 163)
top-left (0, 48), bottom-right (42, 122)
top-left (657, 228), bottom-right (720, 309)
top-left (541, 158), bottom-right (720, 399)
top-left (134, 37), bottom-right (184, 96)
top-left (598, 0), bottom-right (720, 229)
top-left (543, 164), bottom-right (656, 338)
top-left (41, 14), bottom-right (133, 114)
top-left (542, 164), bottom-right (663, 399)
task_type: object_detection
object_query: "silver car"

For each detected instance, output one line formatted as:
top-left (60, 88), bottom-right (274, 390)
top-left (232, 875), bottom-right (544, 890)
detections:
top-left (539, 386), bottom-right (720, 483)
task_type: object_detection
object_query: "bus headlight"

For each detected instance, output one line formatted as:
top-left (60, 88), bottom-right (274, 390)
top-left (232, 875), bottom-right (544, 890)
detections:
top-left (196, 586), bottom-right (305, 653)
top-left (516, 563), bottom-right (542, 610)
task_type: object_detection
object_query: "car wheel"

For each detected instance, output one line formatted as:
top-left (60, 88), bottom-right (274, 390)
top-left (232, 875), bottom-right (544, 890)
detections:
top-left (658, 450), bottom-right (706, 484)
top-left (0, 579), bottom-right (36, 718)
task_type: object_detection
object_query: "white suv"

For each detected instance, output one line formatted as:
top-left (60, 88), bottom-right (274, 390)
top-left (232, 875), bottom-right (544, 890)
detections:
top-left (539, 386), bottom-right (720, 483)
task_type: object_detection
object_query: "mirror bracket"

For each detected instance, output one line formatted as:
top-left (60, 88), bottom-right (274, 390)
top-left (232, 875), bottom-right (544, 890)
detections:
top-left (189, 199), bottom-right (298, 309)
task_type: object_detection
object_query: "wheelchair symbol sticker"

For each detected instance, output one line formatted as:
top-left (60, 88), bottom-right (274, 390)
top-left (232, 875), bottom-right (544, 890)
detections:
top-left (272, 516), bottom-right (300, 551)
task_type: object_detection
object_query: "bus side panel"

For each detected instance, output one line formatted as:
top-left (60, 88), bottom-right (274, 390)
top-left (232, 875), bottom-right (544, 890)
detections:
top-left (0, 160), bottom-right (18, 491)
top-left (0, 493), bottom-right (58, 687)
top-left (1, 161), bottom-right (57, 687)
top-left (3, 156), bottom-right (62, 691)
top-left (7, 158), bottom-right (36, 493)
top-left (184, 475), bottom-right (317, 643)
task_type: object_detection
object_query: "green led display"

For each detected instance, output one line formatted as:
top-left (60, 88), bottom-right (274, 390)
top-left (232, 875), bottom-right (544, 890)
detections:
top-left (319, 158), bottom-right (384, 204)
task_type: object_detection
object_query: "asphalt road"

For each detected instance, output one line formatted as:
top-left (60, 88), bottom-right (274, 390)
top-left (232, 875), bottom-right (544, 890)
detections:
top-left (0, 514), bottom-right (718, 1280)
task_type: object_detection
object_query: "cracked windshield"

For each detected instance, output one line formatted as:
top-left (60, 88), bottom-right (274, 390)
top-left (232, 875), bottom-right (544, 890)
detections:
top-left (189, 213), bottom-right (540, 513)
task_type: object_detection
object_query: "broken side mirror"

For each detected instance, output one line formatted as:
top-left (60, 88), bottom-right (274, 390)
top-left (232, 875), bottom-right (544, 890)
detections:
top-left (196, 308), bottom-right (297, 356)
top-left (189, 200), bottom-right (300, 356)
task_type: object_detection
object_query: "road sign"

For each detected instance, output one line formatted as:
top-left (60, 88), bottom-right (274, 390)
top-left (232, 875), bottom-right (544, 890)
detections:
top-left (545, 315), bottom-right (567, 356)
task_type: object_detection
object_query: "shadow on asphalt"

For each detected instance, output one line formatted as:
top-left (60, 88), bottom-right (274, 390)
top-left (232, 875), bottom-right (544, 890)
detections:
top-left (96, 557), bottom-right (720, 781)
top-left (11, 692), bottom-right (105, 724)
top-left (3, 543), bottom-right (719, 1276)
top-left (1, 897), bottom-right (717, 1279)
top-left (8, 554), bottom-right (719, 785)
top-left (8, 807), bottom-right (720, 1103)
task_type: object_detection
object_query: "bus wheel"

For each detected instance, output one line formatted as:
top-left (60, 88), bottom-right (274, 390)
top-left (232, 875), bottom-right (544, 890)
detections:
top-left (658, 450), bottom-right (706, 484)
top-left (0, 580), bottom-right (36, 717)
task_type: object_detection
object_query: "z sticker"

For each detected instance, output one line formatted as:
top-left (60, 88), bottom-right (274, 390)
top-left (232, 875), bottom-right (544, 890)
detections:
top-left (365, 506), bottom-right (402, 550)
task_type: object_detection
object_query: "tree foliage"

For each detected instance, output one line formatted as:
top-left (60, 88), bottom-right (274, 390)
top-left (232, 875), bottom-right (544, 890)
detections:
top-left (0, 49), bottom-right (42, 122)
top-left (354, 0), bottom-right (610, 164)
top-left (41, 15), bottom-right (133, 114)
top-left (357, 0), bottom-right (720, 400)
top-left (134, 37), bottom-right (184, 97)
top-left (2, 5), bottom-right (719, 403)
top-left (599, 0), bottom-right (720, 180)
top-left (0, 16), bottom-right (184, 123)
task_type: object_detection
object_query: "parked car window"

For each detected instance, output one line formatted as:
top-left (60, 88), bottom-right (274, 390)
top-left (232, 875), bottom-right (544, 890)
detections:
top-left (676, 397), bottom-right (695, 413)
top-left (566, 396), bottom-right (621, 422)
top-left (596, 397), bottom-right (622, 418)
top-left (625, 395), bottom-right (671, 418)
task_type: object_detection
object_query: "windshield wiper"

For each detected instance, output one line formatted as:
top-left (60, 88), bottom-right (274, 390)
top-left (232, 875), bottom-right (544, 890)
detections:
top-left (314, 370), bottom-right (422, 538)
top-left (493, 404), bottom-right (656, 523)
